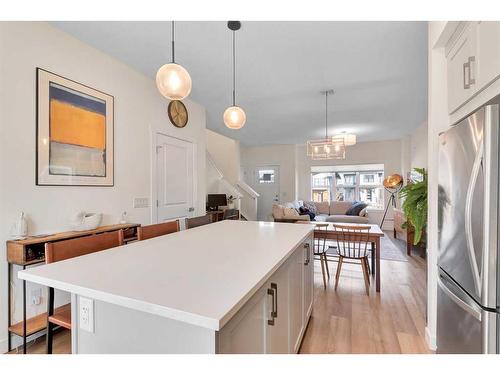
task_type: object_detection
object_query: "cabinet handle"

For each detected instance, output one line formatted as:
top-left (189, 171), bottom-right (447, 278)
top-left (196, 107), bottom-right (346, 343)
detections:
top-left (304, 243), bottom-right (310, 265)
top-left (271, 283), bottom-right (278, 318)
top-left (267, 287), bottom-right (275, 326)
top-left (463, 61), bottom-right (471, 89)
top-left (468, 56), bottom-right (475, 85)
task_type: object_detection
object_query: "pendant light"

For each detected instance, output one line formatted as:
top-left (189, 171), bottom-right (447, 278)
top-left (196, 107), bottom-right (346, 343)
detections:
top-left (156, 21), bottom-right (192, 100)
top-left (224, 21), bottom-right (246, 130)
top-left (307, 90), bottom-right (345, 160)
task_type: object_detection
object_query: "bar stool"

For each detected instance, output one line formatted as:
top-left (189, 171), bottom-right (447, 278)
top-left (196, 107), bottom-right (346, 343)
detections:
top-left (137, 220), bottom-right (179, 241)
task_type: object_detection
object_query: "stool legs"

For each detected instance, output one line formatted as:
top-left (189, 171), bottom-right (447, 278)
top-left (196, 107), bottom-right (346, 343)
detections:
top-left (334, 256), bottom-right (343, 290)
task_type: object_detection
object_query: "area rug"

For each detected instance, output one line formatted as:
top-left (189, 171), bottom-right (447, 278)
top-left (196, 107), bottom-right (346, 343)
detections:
top-left (379, 231), bottom-right (408, 262)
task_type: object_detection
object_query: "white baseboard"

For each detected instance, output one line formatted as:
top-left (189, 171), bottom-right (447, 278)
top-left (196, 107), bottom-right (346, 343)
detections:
top-left (425, 326), bottom-right (437, 351)
top-left (0, 337), bottom-right (7, 354)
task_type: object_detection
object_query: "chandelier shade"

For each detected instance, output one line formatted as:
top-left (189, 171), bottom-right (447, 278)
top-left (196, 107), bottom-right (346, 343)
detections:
top-left (156, 21), bottom-right (192, 100)
top-left (223, 106), bottom-right (246, 129)
top-left (156, 63), bottom-right (192, 100)
top-left (333, 132), bottom-right (357, 146)
top-left (307, 137), bottom-right (345, 160)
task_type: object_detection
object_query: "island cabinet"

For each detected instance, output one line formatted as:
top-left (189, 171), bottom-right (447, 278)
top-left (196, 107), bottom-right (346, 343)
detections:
top-left (18, 221), bottom-right (315, 354)
top-left (218, 240), bottom-right (313, 354)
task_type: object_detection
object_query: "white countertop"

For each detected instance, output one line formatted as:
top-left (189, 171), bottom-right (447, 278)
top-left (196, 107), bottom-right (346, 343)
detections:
top-left (18, 221), bottom-right (313, 330)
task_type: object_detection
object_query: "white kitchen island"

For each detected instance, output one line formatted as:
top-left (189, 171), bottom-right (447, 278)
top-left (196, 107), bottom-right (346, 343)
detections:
top-left (18, 220), bottom-right (315, 354)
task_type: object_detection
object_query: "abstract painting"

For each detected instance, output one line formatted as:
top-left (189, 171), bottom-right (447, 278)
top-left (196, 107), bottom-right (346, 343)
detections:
top-left (37, 68), bottom-right (114, 186)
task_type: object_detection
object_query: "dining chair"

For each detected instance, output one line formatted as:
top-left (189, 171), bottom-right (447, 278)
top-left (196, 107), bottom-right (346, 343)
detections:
top-left (332, 224), bottom-right (372, 295)
top-left (137, 220), bottom-right (179, 241)
top-left (313, 223), bottom-right (331, 289)
top-left (186, 214), bottom-right (213, 229)
top-left (44, 230), bottom-right (124, 354)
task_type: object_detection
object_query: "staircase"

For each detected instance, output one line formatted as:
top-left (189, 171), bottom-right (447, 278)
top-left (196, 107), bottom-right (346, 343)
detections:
top-left (206, 151), bottom-right (259, 221)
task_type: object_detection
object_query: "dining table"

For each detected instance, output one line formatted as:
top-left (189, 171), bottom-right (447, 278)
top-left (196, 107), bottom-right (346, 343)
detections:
top-left (296, 221), bottom-right (385, 292)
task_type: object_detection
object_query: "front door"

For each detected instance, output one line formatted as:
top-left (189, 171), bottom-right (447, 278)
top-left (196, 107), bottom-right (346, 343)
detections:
top-left (247, 165), bottom-right (280, 221)
top-left (156, 133), bottom-right (195, 223)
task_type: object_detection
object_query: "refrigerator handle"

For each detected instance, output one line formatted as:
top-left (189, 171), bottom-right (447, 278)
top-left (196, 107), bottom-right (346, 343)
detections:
top-left (438, 273), bottom-right (482, 320)
top-left (464, 142), bottom-right (483, 296)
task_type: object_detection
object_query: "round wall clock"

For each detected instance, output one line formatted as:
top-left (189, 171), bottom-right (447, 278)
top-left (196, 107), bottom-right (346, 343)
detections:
top-left (168, 100), bottom-right (188, 128)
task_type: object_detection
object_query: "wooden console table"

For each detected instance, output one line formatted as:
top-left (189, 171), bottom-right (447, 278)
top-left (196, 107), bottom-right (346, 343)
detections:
top-left (6, 223), bottom-right (140, 353)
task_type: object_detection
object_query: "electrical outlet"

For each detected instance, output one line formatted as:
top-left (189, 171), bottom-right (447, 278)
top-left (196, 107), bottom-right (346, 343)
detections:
top-left (31, 288), bottom-right (42, 305)
top-left (133, 197), bottom-right (149, 208)
top-left (79, 297), bottom-right (94, 333)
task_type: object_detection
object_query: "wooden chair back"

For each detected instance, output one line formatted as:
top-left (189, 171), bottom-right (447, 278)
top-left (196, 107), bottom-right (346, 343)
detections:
top-left (137, 220), bottom-right (180, 241)
top-left (223, 209), bottom-right (239, 220)
top-left (186, 214), bottom-right (213, 229)
top-left (313, 223), bottom-right (330, 255)
top-left (45, 230), bottom-right (124, 264)
top-left (332, 224), bottom-right (371, 259)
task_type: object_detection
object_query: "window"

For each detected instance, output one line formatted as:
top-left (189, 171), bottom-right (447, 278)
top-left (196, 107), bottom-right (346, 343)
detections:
top-left (311, 165), bottom-right (384, 209)
top-left (258, 169), bottom-right (275, 184)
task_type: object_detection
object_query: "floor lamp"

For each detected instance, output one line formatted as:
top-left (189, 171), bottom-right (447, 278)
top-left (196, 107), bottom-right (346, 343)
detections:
top-left (380, 174), bottom-right (403, 229)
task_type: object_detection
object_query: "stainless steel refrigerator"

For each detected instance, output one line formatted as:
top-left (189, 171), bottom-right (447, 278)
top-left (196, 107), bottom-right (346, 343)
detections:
top-left (437, 97), bottom-right (500, 354)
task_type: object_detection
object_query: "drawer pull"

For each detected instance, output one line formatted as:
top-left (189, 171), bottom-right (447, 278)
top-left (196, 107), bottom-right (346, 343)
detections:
top-left (267, 286), bottom-right (275, 325)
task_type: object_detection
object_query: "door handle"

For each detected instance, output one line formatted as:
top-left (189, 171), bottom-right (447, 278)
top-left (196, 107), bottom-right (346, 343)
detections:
top-left (438, 274), bottom-right (481, 320)
top-left (271, 283), bottom-right (278, 318)
top-left (463, 61), bottom-right (471, 89)
top-left (304, 243), bottom-right (310, 265)
top-left (468, 56), bottom-right (476, 85)
top-left (267, 286), bottom-right (276, 326)
top-left (188, 207), bottom-right (195, 212)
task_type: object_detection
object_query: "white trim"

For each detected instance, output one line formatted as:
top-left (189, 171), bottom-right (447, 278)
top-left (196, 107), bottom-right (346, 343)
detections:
top-left (150, 125), bottom-right (198, 224)
top-left (425, 325), bottom-right (437, 351)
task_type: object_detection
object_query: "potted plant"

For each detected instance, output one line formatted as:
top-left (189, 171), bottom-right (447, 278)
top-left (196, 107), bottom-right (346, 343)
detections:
top-left (398, 168), bottom-right (427, 245)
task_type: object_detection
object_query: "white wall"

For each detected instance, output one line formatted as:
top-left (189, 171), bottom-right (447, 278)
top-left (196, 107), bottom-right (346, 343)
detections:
top-left (206, 129), bottom-right (240, 187)
top-left (240, 144), bottom-right (298, 203)
top-left (426, 21), bottom-right (449, 351)
top-left (410, 121), bottom-right (428, 170)
top-left (0, 22), bottom-right (207, 352)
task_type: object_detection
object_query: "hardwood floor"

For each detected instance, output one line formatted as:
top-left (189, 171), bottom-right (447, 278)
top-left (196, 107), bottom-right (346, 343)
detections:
top-left (8, 234), bottom-right (429, 355)
top-left (300, 235), bottom-right (430, 354)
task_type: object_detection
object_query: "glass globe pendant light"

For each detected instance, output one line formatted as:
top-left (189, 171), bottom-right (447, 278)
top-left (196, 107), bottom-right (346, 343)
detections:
top-left (224, 21), bottom-right (246, 130)
top-left (156, 21), bottom-right (192, 100)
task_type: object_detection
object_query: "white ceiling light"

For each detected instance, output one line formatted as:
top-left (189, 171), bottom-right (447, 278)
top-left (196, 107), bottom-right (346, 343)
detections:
top-left (224, 21), bottom-right (246, 130)
top-left (307, 90), bottom-right (345, 160)
top-left (156, 21), bottom-right (192, 100)
top-left (333, 132), bottom-right (357, 146)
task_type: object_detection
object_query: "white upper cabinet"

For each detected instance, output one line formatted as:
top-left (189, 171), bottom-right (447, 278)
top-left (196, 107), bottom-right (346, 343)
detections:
top-left (446, 23), bottom-right (477, 114)
top-left (476, 22), bottom-right (500, 90)
top-left (447, 21), bottom-right (500, 114)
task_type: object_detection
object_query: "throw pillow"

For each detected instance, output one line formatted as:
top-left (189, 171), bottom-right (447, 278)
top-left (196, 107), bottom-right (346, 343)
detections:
top-left (303, 201), bottom-right (318, 214)
top-left (346, 202), bottom-right (368, 216)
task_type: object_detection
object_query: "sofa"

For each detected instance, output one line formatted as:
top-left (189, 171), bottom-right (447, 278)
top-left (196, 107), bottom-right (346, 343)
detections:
top-left (272, 200), bottom-right (369, 224)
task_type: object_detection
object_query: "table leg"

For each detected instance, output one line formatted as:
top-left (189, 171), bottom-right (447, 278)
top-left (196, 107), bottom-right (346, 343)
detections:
top-left (23, 274), bottom-right (27, 354)
top-left (371, 242), bottom-right (375, 275)
top-left (7, 264), bottom-right (11, 352)
top-left (375, 237), bottom-right (381, 292)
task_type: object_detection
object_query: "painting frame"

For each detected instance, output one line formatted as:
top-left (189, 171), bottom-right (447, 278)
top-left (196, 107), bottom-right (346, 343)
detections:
top-left (36, 68), bottom-right (114, 186)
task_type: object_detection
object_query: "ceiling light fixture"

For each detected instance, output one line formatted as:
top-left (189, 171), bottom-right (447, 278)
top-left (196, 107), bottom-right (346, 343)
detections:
top-left (333, 131), bottom-right (357, 146)
top-left (224, 21), bottom-right (246, 130)
top-left (156, 21), bottom-right (192, 100)
top-left (307, 90), bottom-right (345, 160)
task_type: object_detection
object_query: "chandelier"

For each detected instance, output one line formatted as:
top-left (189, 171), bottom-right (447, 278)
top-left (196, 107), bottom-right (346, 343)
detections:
top-left (307, 90), bottom-right (345, 160)
top-left (333, 131), bottom-right (357, 146)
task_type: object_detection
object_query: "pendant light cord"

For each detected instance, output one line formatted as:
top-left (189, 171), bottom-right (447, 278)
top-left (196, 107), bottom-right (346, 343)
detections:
top-left (325, 91), bottom-right (328, 139)
top-left (232, 30), bottom-right (236, 106)
top-left (171, 21), bottom-right (175, 63)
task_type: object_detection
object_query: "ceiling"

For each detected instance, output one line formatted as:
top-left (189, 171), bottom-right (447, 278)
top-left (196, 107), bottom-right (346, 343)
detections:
top-left (51, 21), bottom-right (428, 146)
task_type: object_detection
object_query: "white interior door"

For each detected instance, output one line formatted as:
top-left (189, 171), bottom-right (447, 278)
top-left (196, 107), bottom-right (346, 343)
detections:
top-left (247, 165), bottom-right (280, 221)
top-left (156, 133), bottom-right (195, 223)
